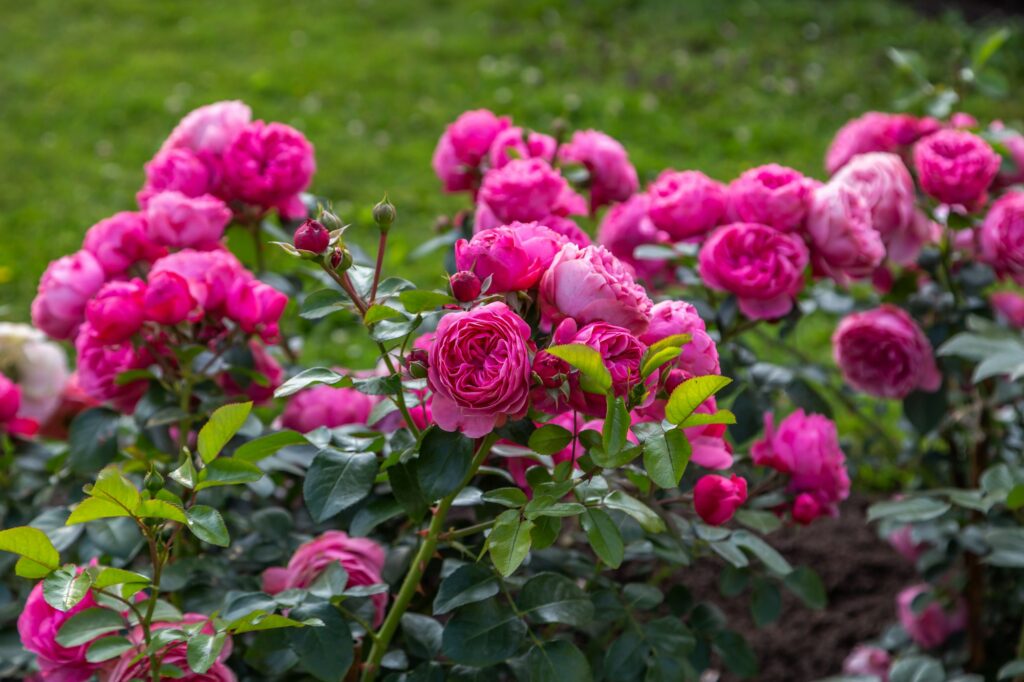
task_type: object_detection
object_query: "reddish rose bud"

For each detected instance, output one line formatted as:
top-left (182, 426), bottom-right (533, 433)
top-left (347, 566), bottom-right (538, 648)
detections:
top-left (144, 271), bottom-right (197, 325)
top-left (450, 271), bottom-right (482, 302)
top-left (329, 248), bottom-right (353, 271)
top-left (294, 219), bottom-right (330, 254)
top-left (693, 474), bottom-right (747, 526)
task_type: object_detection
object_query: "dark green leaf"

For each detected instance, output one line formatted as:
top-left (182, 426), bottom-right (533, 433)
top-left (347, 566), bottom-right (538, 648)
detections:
top-left (783, 567), bottom-right (827, 610)
top-left (86, 635), bottom-right (133, 663)
top-left (304, 449), bottom-right (378, 522)
top-left (432, 564), bottom-right (499, 616)
top-left (350, 497), bottom-right (404, 537)
top-left (867, 497), bottom-right (950, 523)
top-left (234, 430), bottom-right (308, 462)
top-left (482, 487), bottom-right (528, 508)
top-left (713, 631), bottom-right (757, 678)
top-left (185, 506), bottom-right (229, 547)
top-left (388, 460), bottom-right (429, 522)
top-left (195, 458), bottom-right (264, 490)
top-left (440, 599), bottom-right (526, 667)
top-left (581, 508), bottom-right (624, 568)
top-left (602, 491), bottom-right (664, 533)
top-left (785, 379), bottom-right (833, 419)
top-left (416, 428), bottom-right (474, 501)
top-left (528, 424), bottom-right (573, 456)
top-left (301, 288), bottom-right (349, 320)
top-left (524, 640), bottom-right (592, 682)
top-left (750, 579), bottom-right (781, 627)
top-left (364, 304), bottom-right (403, 324)
top-left (401, 613), bottom-right (443, 660)
top-left (889, 656), bottom-right (944, 682)
top-left (903, 390), bottom-right (947, 435)
top-left (289, 602), bottom-right (353, 682)
top-left (517, 573), bottom-right (594, 627)
top-left (642, 427), bottom-right (691, 488)
top-left (602, 396), bottom-right (630, 457)
top-left (68, 408), bottom-right (121, 474)
top-left (55, 607), bottom-right (125, 647)
top-left (602, 631), bottom-right (646, 681)
top-left (398, 289), bottom-right (456, 312)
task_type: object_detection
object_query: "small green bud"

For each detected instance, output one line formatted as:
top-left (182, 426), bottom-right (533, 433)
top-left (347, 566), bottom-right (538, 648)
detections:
top-left (330, 248), bottom-right (354, 272)
top-left (144, 469), bottom-right (164, 494)
top-left (319, 208), bottom-right (345, 232)
top-left (373, 196), bottom-right (396, 232)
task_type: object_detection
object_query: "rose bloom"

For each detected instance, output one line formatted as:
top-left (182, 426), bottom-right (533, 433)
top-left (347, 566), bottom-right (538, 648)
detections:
top-left (82, 211), bottom-right (166, 276)
top-left (995, 127), bottom-right (1024, 187)
top-left (477, 158), bottom-right (582, 225)
top-left (539, 243), bottom-right (653, 335)
top-left (535, 214), bottom-right (591, 247)
top-left (17, 580), bottom-right (106, 682)
top-left (218, 341), bottom-right (282, 405)
top-left (913, 129), bottom-right (1000, 207)
top-left (427, 302), bottom-right (533, 437)
top-left (832, 305), bottom-right (941, 399)
top-left (897, 584), bottom-right (967, 650)
top-left (991, 290), bottom-right (1024, 328)
top-left (646, 170), bottom-right (728, 241)
top-left (0, 322), bottom-right (69, 424)
top-left (752, 410), bottom-right (851, 524)
top-left (888, 525), bottom-right (929, 564)
top-left (446, 108), bottom-right (511, 167)
top-left (831, 152), bottom-right (937, 265)
top-left (825, 111), bottom-right (936, 174)
top-left (842, 645), bottom-right (890, 681)
top-left (107, 614), bottom-right (235, 682)
top-left (281, 384), bottom-right (378, 432)
top-left (144, 271), bottom-right (198, 325)
top-left (74, 323), bottom-right (150, 413)
top-left (148, 248), bottom-right (250, 313)
top-left (0, 373), bottom-right (26, 434)
top-left (597, 193), bottom-right (673, 282)
top-left (698, 223), bottom-right (808, 320)
top-left (488, 126), bottom-right (556, 169)
top-left (263, 531), bottom-right (387, 627)
top-left (137, 147), bottom-right (214, 208)
top-left (980, 192), bottom-right (1024, 284)
top-left (222, 120), bottom-right (315, 208)
top-left (640, 300), bottom-right (720, 377)
top-left (31, 250), bottom-right (107, 341)
top-left (455, 222), bottom-right (567, 293)
top-left (161, 100), bottom-right (252, 154)
top-left (144, 190), bottom-right (232, 250)
top-left (431, 132), bottom-right (476, 193)
top-left (558, 129), bottom-right (639, 210)
top-left (727, 164), bottom-right (817, 232)
top-left (693, 474), bottom-right (747, 526)
top-left (805, 182), bottom-right (885, 285)
top-left (225, 278), bottom-right (288, 342)
top-left (86, 279), bottom-right (148, 344)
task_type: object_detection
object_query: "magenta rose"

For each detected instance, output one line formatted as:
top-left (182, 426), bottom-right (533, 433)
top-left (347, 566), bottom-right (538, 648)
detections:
top-left (806, 182), bottom-right (885, 285)
top-left (640, 300), bottom-right (721, 378)
top-left (144, 190), bottom-right (232, 249)
top-left (218, 341), bottom-right (282, 405)
top-left (446, 109), bottom-right (511, 167)
top-left (842, 645), bottom-right (891, 680)
top-left (82, 211), bottom-right (166, 276)
top-left (137, 147), bottom-right (214, 208)
top-left (263, 530), bottom-right (387, 627)
top-left (558, 129), bottom-right (639, 210)
top-left (597, 193), bottom-right (673, 282)
top-left (144, 271), bottom-right (198, 325)
top-left (455, 222), bottom-right (567, 293)
top-left (536, 214), bottom-right (591, 247)
top-left (752, 410), bottom-right (851, 524)
top-left (913, 129), bottom-right (1000, 207)
top-left (0, 373), bottom-right (19, 425)
top-left (897, 584), bottom-right (967, 650)
top-left (477, 158), bottom-right (582, 224)
top-left (17, 580), bottom-right (106, 682)
top-left (107, 614), bottom-right (235, 682)
top-left (488, 126), bottom-right (556, 169)
top-left (646, 170), bottom-right (727, 241)
top-left (161, 100), bottom-right (252, 154)
top-left (281, 384), bottom-right (378, 433)
top-left (693, 474), bottom-right (747, 526)
top-left (825, 111), bottom-right (939, 174)
top-left (148, 248), bottom-right (250, 313)
top-left (222, 120), bottom-right (315, 208)
top-left (85, 279), bottom-right (147, 345)
top-left (991, 290), bottom-right (1024, 328)
top-left (74, 323), bottom-right (150, 413)
top-left (727, 164), bottom-right (817, 232)
top-left (427, 302), bottom-right (533, 437)
top-left (980, 192), bottom-right (1024, 284)
top-left (225, 278), bottom-right (288, 342)
top-left (539, 243), bottom-right (653, 335)
top-left (31, 250), bottom-right (106, 341)
top-left (431, 132), bottom-right (476, 193)
top-left (698, 223), bottom-right (808, 320)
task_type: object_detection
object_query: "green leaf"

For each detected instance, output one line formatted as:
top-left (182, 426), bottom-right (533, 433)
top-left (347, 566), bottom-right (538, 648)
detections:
top-left (985, 528), bottom-right (1024, 567)
top-left (55, 607), bottom-right (125, 647)
top-left (488, 509), bottom-right (534, 577)
top-left (398, 289), bottom-right (456, 312)
top-left (889, 656), bottom-right (944, 682)
top-left (401, 613), bottom-right (444, 660)
top-left (66, 497), bottom-right (132, 525)
top-left (517, 573), bottom-right (594, 627)
top-left (364, 304), bottom-right (403, 324)
top-left (169, 454), bottom-right (197, 489)
top-left (274, 367), bottom-right (350, 398)
top-left (524, 498), bottom-right (585, 519)
top-left (783, 567), bottom-right (827, 610)
top-left (524, 640), bottom-right (593, 682)
top-left (603, 491), bottom-right (665, 533)
top-left (641, 346), bottom-right (682, 379)
top-left (433, 564), bottom-right (500, 616)
top-left (602, 396), bottom-right (630, 457)
top-left (388, 460), bottom-right (429, 522)
top-left (999, 660), bottom-right (1024, 680)
top-left (677, 409), bottom-right (736, 428)
top-left (68, 408), bottom-right (121, 474)
top-left (440, 599), bottom-right (526, 667)
top-left (197, 402), bottom-right (252, 464)
top-left (482, 487), bottom-right (528, 508)
top-left (642, 427), bottom-right (691, 488)
top-left (288, 602), bottom-right (353, 682)
top-left (731, 531), bottom-right (792, 575)
top-left (234, 430), bottom-right (308, 462)
top-left (528, 424), bottom-right (573, 456)
top-left (187, 632), bottom-right (227, 675)
top-left (903, 390), bottom-right (948, 435)
top-left (43, 565), bottom-right (93, 611)
top-left (867, 497), bottom-right (950, 523)
top-left (664, 376), bottom-right (732, 425)
top-left (972, 27), bottom-right (1011, 71)
top-left (195, 458), bottom-right (264, 491)
top-left (581, 508), bottom-right (624, 568)
top-left (713, 631), bottom-right (757, 678)
top-left (750, 579), bottom-right (781, 627)
top-left (136, 499), bottom-right (188, 524)
top-left (416, 428), bottom-right (475, 501)
top-left (300, 288), bottom-right (349, 320)
top-left (734, 509), bottom-right (782, 534)
top-left (351, 374), bottom-right (403, 396)
top-left (645, 333), bottom-right (692, 359)
top-left (229, 611), bottom-right (317, 633)
top-left (92, 567), bottom-right (150, 591)
top-left (350, 497), bottom-right (404, 537)
top-left (545, 344), bottom-right (612, 394)
top-left (1007, 484), bottom-right (1024, 511)
top-left (0, 526), bottom-right (60, 578)
top-left (89, 467), bottom-right (141, 514)
top-left (86, 635), bottom-right (133, 663)
top-left (303, 449), bottom-right (378, 522)
top-left (603, 632), bottom-right (646, 681)
top-left (185, 506), bottom-right (229, 547)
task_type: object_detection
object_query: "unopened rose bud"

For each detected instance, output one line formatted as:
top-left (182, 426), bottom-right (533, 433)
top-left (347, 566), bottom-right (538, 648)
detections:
top-left (144, 470), bottom-right (164, 494)
top-left (294, 219), bottom-right (330, 254)
top-left (319, 209), bottom-right (344, 232)
top-left (373, 196), bottom-right (397, 232)
top-left (405, 348), bottom-right (429, 379)
top-left (330, 248), bottom-right (353, 271)
top-left (450, 271), bottom-right (482, 302)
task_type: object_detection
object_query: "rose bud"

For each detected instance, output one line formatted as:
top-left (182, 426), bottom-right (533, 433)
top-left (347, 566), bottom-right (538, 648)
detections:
top-left (293, 218), bottom-right (330, 254)
top-left (373, 196), bottom-right (397, 232)
top-left (693, 474), bottom-right (747, 526)
top-left (85, 280), bottom-right (148, 345)
top-left (144, 271), bottom-right (197, 325)
top-left (330, 248), bottom-right (353, 272)
top-left (450, 271), bottom-right (482, 302)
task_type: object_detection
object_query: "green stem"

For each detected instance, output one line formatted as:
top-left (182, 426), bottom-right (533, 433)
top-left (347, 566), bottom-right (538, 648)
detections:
top-left (359, 433), bottom-right (498, 682)
top-left (370, 231), bottom-right (388, 304)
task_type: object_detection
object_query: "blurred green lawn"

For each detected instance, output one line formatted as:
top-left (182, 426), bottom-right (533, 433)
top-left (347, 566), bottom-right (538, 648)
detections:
top-left (2, 0), bottom-right (1022, 312)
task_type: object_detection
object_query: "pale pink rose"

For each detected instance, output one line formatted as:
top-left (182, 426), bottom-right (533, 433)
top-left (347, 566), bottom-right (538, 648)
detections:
top-left (832, 305), bottom-right (942, 399)
top-left (82, 211), bottom-right (166, 276)
top-left (991, 290), bottom-right (1024, 328)
top-left (806, 182), bottom-right (885, 285)
top-left (137, 147), bottom-right (214, 208)
top-left (161, 100), bottom-right (252, 154)
top-left (842, 645), bottom-right (890, 680)
top-left (752, 410), bottom-right (850, 523)
top-left (949, 112), bottom-right (978, 129)
top-left (539, 243), bottom-right (653, 334)
top-left (0, 323), bottom-right (69, 425)
top-left (913, 129), bottom-right (999, 207)
top-left (455, 222), bottom-right (567, 293)
top-left (144, 271), bottom-right (198, 325)
top-left (263, 531), bottom-right (387, 627)
top-left (281, 384), bottom-right (378, 433)
top-left (979, 192), bottom-right (1024, 284)
top-left (74, 323), bottom-right (150, 413)
top-left (897, 584), bottom-right (967, 650)
top-left (825, 112), bottom-right (905, 174)
top-left (640, 301), bottom-right (720, 377)
top-left (218, 341), bottom-right (282, 405)
top-left (225, 279), bottom-right (288, 342)
top-left (694, 474), bottom-right (747, 526)
top-left (144, 191), bottom-right (232, 249)
top-left (31, 250), bottom-right (106, 341)
top-left (831, 152), bottom-right (936, 265)
top-left (558, 129), bottom-right (639, 210)
top-left (107, 613), bottom-right (235, 682)
top-left (446, 109), bottom-right (511, 167)
top-left (727, 164), bottom-right (817, 232)
top-left (597, 193), bottom-right (673, 282)
top-left (488, 126), bottom-right (556, 169)
top-left (432, 132), bottom-right (476, 193)
top-left (222, 120), bottom-right (315, 207)
top-left (427, 302), bottom-right (533, 437)
top-left (85, 279), bottom-right (147, 344)
top-left (888, 525), bottom-right (928, 563)
top-left (698, 223), bottom-right (808, 320)
top-left (17, 580), bottom-right (106, 682)
top-left (477, 159), bottom-right (579, 224)
top-left (646, 170), bottom-right (727, 241)
top-left (148, 249), bottom-right (250, 313)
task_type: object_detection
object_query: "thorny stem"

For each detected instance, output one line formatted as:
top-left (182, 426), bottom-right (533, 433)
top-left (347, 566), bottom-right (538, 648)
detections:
top-left (370, 231), bottom-right (387, 304)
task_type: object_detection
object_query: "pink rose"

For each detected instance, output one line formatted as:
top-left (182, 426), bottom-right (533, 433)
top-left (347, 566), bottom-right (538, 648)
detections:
top-left (149, 249), bottom-right (250, 313)
top-left (913, 129), bottom-right (999, 207)
top-left (806, 182), bottom-right (885, 285)
top-left (431, 133), bottom-right (476, 193)
top-left (137, 147), bottom-right (214, 208)
top-left (831, 152), bottom-right (936, 265)
top-left (263, 531), bottom-right (387, 627)
top-left (897, 584), bottom-right (967, 650)
top-left (222, 120), bottom-right (315, 207)
top-left (225, 279), bottom-right (288, 342)
top-left (842, 645), bottom-right (890, 680)
top-left (539, 243), bottom-right (653, 334)
top-left (82, 211), bottom-right (166, 276)
top-left (980, 192), bottom-right (1024, 283)
top-left (85, 279), bottom-right (147, 344)
top-left (558, 130), bottom-right (639, 210)
top-left (752, 410), bottom-right (850, 523)
top-left (281, 384), bottom-right (378, 433)
top-left (693, 474), bottom-right (747, 526)
top-left (991, 290), bottom-right (1024, 328)
top-left (446, 109), bottom-right (511, 167)
top-left (888, 525), bottom-right (928, 564)
top-left (488, 126), bottom-right (556, 169)
top-left (144, 271), bottom-right (198, 325)
top-left (597, 193), bottom-right (673, 282)
top-left (161, 100), bottom-right (252, 154)
top-left (832, 305), bottom-right (941, 399)
top-left (455, 222), bottom-right (567, 293)
top-left (0, 373), bottom-right (19, 424)
top-left (640, 301), bottom-right (721, 377)
top-left (17, 580), bottom-right (105, 682)
top-left (427, 302), bottom-right (533, 437)
top-left (144, 191), bottom-right (232, 249)
top-left (536, 214), bottom-right (591, 247)
top-left (32, 250), bottom-right (106, 341)
top-left (995, 129), bottom-right (1024, 187)
top-left (74, 324), bottom-right (150, 413)
top-left (477, 159), bottom-right (581, 225)
top-left (727, 164), bottom-right (817, 232)
top-left (107, 614), bottom-right (235, 682)
top-left (698, 223), bottom-right (808, 320)
top-left (218, 341), bottom-right (282, 405)
top-left (949, 112), bottom-right (978, 129)
top-left (825, 112), bottom-right (908, 174)
top-left (646, 170), bottom-right (727, 241)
